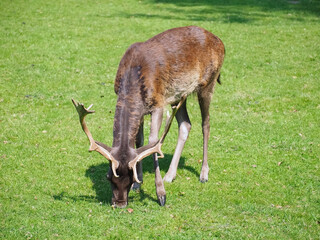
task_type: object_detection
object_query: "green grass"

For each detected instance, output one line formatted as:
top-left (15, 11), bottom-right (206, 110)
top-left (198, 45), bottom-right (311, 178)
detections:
top-left (1, 0), bottom-right (319, 239)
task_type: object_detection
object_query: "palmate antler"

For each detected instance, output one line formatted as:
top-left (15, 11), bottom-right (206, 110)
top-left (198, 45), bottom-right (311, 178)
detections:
top-left (72, 99), bottom-right (120, 177)
top-left (128, 96), bottom-right (186, 183)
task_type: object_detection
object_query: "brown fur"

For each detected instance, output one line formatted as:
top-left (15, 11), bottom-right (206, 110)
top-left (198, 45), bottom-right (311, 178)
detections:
top-left (115, 26), bottom-right (224, 109)
top-left (109, 26), bottom-right (224, 207)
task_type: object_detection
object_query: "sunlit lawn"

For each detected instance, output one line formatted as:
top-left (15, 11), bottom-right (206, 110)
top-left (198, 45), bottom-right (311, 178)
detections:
top-left (1, 0), bottom-right (319, 239)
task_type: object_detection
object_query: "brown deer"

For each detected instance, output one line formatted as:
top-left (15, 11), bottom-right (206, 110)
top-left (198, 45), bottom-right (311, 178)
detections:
top-left (72, 26), bottom-right (225, 208)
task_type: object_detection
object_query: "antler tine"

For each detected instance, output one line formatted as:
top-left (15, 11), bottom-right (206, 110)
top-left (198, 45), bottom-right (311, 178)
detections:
top-left (72, 99), bottom-right (119, 177)
top-left (128, 96), bottom-right (186, 183)
top-left (72, 99), bottom-right (96, 150)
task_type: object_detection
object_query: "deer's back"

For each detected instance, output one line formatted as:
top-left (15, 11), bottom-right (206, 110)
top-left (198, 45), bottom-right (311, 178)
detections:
top-left (115, 26), bottom-right (225, 110)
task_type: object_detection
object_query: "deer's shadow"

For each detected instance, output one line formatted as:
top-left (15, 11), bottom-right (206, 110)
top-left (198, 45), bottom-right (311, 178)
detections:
top-left (54, 154), bottom-right (198, 205)
top-left (86, 154), bottom-right (198, 204)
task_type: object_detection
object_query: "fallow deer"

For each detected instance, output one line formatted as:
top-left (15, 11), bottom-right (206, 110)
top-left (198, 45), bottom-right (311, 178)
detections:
top-left (72, 26), bottom-right (225, 208)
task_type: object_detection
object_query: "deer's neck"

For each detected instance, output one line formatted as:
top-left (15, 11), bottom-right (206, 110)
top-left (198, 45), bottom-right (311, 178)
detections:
top-left (112, 72), bottom-right (144, 149)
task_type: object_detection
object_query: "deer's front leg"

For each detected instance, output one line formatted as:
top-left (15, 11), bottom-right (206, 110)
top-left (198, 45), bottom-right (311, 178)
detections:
top-left (149, 108), bottom-right (166, 206)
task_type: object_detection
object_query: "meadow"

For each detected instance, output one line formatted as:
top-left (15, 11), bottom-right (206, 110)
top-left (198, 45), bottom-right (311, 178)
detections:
top-left (1, 0), bottom-right (319, 239)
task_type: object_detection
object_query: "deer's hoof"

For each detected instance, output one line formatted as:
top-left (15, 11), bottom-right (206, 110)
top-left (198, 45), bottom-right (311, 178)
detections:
top-left (200, 167), bottom-right (209, 183)
top-left (200, 177), bottom-right (208, 183)
top-left (158, 195), bottom-right (166, 206)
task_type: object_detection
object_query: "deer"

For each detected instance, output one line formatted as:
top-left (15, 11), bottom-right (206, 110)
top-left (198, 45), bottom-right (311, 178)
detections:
top-left (72, 26), bottom-right (225, 208)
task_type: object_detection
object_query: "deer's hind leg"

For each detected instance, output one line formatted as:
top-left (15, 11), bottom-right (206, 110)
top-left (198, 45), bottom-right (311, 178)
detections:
top-left (163, 100), bottom-right (191, 183)
top-left (198, 79), bottom-right (216, 183)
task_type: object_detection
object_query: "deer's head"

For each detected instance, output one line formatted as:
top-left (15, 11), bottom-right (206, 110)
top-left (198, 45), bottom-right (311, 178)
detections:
top-left (72, 98), bottom-right (183, 208)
